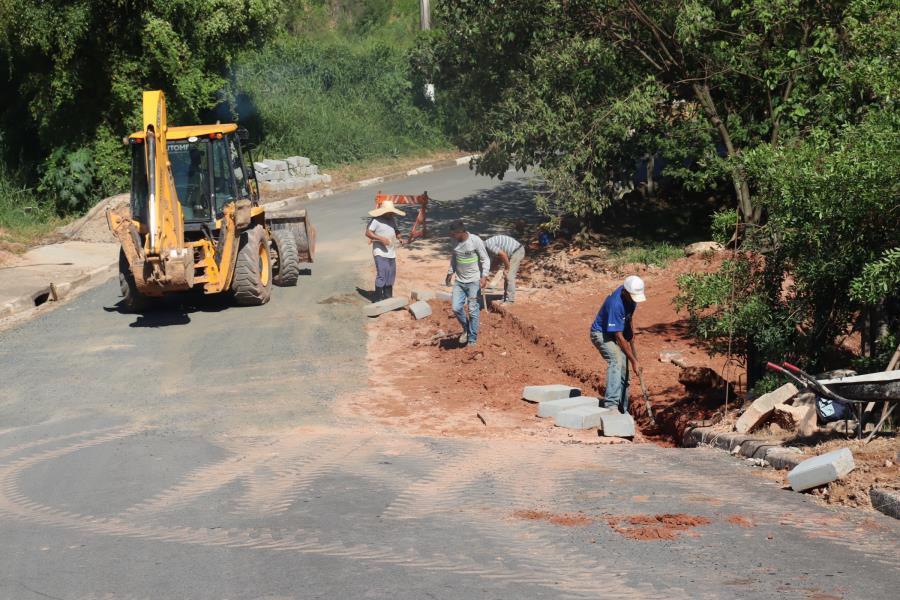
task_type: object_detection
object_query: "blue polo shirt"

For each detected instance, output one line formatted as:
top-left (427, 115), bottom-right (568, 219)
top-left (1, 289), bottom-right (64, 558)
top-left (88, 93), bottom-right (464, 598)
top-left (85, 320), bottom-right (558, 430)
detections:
top-left (590, 285), bottom-right (635, 339)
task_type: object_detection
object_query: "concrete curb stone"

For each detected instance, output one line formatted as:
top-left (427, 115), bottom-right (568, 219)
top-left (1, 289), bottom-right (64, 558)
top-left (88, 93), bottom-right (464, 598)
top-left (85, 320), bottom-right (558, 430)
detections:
top-left (364, 297), bottom-right (409, 318)
top-left (869, 488), bottom-right (900, 520)
top-left (555, 405), bottom-right (610, 430)
top-left (683, 426), bottom-right (806, 471)
top-left (0, 261), bottom-right (117, 322)
top-left (408, 300), bottom-right (432, 320)
top-left (537, 396), bottom-right (599, 419)
top-left (787, 448), bottom-right (855, 491)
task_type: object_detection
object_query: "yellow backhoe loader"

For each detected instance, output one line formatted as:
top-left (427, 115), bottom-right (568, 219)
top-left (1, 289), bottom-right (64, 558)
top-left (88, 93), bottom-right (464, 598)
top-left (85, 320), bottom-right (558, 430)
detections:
top-left (107, 90), bottom-right (315, 311)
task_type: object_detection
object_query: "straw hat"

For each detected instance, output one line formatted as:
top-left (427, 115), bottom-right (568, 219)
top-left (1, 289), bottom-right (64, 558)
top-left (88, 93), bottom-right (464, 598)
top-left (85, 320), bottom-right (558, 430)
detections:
top-left (369, 200), bottom-right (405, 217)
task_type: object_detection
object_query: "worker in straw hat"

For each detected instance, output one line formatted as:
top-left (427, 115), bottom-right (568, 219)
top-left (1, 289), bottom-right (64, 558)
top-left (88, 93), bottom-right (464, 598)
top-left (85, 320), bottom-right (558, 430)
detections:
top-left (589, 275), bottom-right (647, 413)
top-left (365, 200), bottom-right (405, 301)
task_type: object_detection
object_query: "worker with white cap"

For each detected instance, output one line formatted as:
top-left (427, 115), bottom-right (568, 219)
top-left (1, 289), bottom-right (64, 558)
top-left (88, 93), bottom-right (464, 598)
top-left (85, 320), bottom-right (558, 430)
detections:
top-left (589, 275), bottom-right (647, 413)
top-left (365, 200), bottom-right (405, 301)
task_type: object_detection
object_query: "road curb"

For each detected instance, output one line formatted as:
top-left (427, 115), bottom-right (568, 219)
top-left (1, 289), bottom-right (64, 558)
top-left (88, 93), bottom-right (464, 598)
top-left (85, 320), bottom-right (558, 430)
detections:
top-left (870, 488), bottom-right (900, 520)
top-left (262, 155), bottom-right (478, 209)
top-left (0, 261), bottom-right (117, 321)
top-left (682, 426), bottom-right (805, 470)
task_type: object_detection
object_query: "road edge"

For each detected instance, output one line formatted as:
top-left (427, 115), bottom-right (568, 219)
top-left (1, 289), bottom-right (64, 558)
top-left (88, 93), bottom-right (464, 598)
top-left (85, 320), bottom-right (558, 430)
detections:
top-left (263, 155), bottom-right (478, 210)
top-left (0, 261), bottom-right (118, 325)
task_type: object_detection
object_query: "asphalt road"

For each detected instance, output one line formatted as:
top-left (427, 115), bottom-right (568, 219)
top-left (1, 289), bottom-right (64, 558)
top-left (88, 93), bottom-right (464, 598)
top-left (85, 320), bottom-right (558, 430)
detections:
top-left (0, 166), bottom-right (897, 600)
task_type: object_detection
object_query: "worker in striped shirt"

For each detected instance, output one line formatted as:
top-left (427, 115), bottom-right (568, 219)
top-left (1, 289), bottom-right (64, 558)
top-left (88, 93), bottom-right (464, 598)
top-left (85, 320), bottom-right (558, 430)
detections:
top-left (445, 220), bottom-right (490, 347)
top-left (484, 234), bottom-right (525, 304)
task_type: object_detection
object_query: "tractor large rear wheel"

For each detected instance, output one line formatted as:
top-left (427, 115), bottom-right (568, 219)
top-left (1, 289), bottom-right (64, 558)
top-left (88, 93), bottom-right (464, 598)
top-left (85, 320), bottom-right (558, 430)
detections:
top-left (231, 225), bottom-right (272, 305)
top-left (118, 248), bottom-right (153, 312)
top-left (270, 229), bottom-right (301, 287)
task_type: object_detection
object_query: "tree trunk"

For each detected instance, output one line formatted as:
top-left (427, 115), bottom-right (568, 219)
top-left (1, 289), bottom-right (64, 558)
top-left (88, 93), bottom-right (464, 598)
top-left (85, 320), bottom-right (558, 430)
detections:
top-left (692, 83), bottom-right (763, 226)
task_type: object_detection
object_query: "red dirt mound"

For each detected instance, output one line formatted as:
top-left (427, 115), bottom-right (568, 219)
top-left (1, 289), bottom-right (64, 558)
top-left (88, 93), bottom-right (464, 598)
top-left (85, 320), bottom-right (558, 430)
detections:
top-left (606, 513), bottom-right (712, 540)
top-left (513, 509), bottom-right (594, 527)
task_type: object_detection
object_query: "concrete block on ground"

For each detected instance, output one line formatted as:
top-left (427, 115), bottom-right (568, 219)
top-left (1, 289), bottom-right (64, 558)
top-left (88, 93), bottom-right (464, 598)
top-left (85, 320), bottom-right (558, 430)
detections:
top-left (684, 241), bottom-right (724, 256)
top-left (772, 402), bottom-right (817, 437)
top-left (537, 396), bottom-right (599, 419)
top-left (306, 188), bottom-right (333, 200)
top-left (417, 164), bottom-right (434, 174)
top-left (435, 291), bottom-right (452, 302)
top-left (522, 384), bottom-right (582, 403)
top-left (263, 159), bottom-right (289, 171)
top-left (253, 161), bottom-right (271, 173)
top-left (408, 300), bottom-right (432, 320)
top-left (735, 383), bottom-right (799, 433)
top-left (358, 176), bottom-right (385, 188)
top-left (555, 405), bottom-right (610, 430)
top-left (787, 448), bottom-right (855, 492)
top-left (870, 488), bottom-right (900, 520)
top-left (658, 350), bottom-right (687, 367)
top-left (411, 289), bottom-right (436, 302)
top-left (363, 297), bottom-right (408, 318)
top-left (599, 412), bottom-right (636, 437)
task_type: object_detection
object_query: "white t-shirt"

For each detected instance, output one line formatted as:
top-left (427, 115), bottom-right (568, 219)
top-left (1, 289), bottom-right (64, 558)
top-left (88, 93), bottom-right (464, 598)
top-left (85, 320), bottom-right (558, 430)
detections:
top-left (368, 217), bottom-right (399, 258)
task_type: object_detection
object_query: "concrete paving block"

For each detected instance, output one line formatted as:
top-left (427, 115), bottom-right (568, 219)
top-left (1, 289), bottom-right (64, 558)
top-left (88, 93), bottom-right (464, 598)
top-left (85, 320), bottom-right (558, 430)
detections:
top-left (435, 291), bottom-right (452, 302)
top-left (358, 177), bottom-right (385, 188)
top-left (787, 447), bottom-right (855, 491)
top-left (408, 300), bottom-right (432, 320)
top-left (870, 488), bottom-right (900, 520)
top-left (599, 412), bottom-right (636, 437)
top-left (555, 405), bottom-right (610, 429)
top-left (363, 297), bottom-right (409, 318)
top-left (522, 384), bottom-right (582, 403)
top-left (772, 402), bottom-right (817, 437)
top-left (537, 396), bottom-right (599, 418)
top-left (735, 383), bottom-right (799, 433)
top-left (263, 159), bottom-right (289, 171)
top-left (411, 290), bottom-right (436, 302)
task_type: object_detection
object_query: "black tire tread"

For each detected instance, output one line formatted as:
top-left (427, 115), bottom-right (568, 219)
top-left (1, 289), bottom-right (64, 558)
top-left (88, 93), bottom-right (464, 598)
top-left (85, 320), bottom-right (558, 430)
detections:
top-left (231, 225), bottom-right (272, 306)
top-left (270, 229), bottom-right (301, 287)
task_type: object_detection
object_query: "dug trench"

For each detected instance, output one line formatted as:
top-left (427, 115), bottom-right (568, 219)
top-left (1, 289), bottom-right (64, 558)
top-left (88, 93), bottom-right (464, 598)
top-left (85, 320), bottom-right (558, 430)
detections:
top-left (338, 245), bottom-right (730, 446)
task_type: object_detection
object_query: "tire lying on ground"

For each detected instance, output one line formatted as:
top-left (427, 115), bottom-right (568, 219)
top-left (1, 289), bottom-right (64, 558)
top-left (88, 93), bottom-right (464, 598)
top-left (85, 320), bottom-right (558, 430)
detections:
top-left (118, 248), bottom-right (153, 312)
top-left (269, 228), bottom-right (301, 287)
top-left (232, 224), bottom-right (273, 305)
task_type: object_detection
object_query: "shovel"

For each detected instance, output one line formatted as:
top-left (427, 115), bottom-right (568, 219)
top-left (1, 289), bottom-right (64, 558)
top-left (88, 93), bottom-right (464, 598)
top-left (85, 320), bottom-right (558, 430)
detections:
top-left (630, 340), bottom-right (657, 426)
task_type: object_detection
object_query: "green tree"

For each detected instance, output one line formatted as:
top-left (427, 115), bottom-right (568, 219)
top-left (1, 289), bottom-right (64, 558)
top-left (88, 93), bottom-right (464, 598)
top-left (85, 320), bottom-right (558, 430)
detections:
top-left (0, 0), bottom-right (282, 212)
top-left (676, 111), bottom-right (900, 381)
top-left (418, 0), bottom-right (898, 225)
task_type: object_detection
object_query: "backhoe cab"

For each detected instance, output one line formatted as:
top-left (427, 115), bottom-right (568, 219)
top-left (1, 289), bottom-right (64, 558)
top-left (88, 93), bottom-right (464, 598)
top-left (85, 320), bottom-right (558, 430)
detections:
top-left (108, 91), bottom-right (315, 311)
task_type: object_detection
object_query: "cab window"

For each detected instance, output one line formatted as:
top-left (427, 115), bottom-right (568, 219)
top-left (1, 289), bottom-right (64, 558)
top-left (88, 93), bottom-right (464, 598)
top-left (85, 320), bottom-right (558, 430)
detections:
top-left (211, 138), bottom-right (237, 214)
top-left (168, 140), bottom-right (211, 221)
top-left (228, 134), bottom-right (249, 199)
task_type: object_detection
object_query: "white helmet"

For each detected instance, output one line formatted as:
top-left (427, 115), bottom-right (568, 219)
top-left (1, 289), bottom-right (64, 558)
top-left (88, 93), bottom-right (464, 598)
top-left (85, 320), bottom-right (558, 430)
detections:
top-left (623, 275), bottom-right (646, 302)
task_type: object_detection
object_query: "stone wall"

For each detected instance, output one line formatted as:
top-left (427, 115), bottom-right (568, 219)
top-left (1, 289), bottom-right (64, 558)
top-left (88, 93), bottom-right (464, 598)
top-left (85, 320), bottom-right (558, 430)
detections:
top-left (254, 157), bottom-right (332, 194)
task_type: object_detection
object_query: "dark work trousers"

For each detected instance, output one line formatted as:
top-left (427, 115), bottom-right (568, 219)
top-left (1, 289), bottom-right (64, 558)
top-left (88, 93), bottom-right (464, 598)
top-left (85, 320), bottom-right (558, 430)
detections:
top-left (374, 255), bottom-right (396, 288)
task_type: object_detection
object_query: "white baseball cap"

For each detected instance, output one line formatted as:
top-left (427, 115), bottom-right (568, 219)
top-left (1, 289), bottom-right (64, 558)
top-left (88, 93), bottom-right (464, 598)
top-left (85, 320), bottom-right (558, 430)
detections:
top-left (623, 275), bottom-right (646, 302)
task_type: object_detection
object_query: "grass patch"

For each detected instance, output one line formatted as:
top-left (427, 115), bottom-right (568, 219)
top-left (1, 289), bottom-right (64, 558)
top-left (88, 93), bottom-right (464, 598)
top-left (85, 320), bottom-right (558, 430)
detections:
top-left (0, 171), bottom-right (63, 253)
top-left (233, 32), bottom-right (450, 167)
top-left (612, 242), bottom-right (683, 268)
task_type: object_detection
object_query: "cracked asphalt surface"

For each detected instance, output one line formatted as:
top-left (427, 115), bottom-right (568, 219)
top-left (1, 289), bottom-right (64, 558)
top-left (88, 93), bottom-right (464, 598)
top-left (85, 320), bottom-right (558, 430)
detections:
top-left (0, 166), bottom-right (897, 599)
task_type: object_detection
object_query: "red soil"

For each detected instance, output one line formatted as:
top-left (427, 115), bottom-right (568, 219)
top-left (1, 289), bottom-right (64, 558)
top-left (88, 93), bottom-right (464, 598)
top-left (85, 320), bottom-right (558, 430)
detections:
top-left (606, 513), bottom-right (712, 541)
top-left (513, 509), bottom-right (594, 527)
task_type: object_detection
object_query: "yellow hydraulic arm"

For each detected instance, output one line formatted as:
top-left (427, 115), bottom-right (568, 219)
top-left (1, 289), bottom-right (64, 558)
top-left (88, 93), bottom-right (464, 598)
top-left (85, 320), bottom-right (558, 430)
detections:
top-left (108, 90), bottom-right (194, 295)
top-left (143, 90), bottom-right (185, 257)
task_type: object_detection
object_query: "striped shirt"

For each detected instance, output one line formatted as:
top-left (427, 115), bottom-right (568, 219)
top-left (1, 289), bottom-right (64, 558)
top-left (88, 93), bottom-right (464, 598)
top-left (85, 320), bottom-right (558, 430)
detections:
top-left (448, 234), bottom-right (491, 284)
top-left (484, 235), bottom-right (522, 258)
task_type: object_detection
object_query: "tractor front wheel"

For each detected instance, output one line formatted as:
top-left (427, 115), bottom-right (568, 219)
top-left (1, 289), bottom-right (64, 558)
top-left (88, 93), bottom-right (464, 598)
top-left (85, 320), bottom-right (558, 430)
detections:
top-left (231, 225), bottom-right (272, 306)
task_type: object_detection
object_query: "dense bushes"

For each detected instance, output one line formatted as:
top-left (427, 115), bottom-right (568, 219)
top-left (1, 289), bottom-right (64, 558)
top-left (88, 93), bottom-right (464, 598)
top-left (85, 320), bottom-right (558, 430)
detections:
top-left (233, 35), bottom-right (447, 166)
top-left (676, 112), bottom-right (900, 382)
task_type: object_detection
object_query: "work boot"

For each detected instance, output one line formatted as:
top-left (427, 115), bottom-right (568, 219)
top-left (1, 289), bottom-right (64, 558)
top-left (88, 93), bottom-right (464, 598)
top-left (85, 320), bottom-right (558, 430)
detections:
top-left (374, 287), bottom-right (384, 302)
top-left (384, 285), bottom-right (393, 299)
top-left (458, 331), bottom-right (468, 345)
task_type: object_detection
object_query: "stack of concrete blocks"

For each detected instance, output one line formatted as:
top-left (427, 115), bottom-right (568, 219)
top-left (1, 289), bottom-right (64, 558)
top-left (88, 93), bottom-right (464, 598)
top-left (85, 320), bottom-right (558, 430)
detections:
top-left (523, 385), bottom-right (635, 437)
top-left (255, 157), bottom-right (332, 194)
top-left (735, 383), bottom-right (799, 433)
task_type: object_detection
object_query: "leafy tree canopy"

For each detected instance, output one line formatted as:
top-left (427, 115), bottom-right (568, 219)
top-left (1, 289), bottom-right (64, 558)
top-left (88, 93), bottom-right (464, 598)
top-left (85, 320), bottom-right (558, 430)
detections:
top-left (417, 0), bottom-right (898, 224)
top-left (0, 0), bottom-right (282, 210)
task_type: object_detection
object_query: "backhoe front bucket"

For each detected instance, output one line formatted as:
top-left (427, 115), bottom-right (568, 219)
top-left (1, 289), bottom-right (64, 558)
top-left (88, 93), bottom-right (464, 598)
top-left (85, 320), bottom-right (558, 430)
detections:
top-left (266, 208), bottom-right (316, 263)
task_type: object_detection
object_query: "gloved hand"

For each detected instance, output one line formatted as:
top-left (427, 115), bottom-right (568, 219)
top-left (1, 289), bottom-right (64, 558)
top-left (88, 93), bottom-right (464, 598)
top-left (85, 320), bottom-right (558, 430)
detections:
top-left (444, 274), bottom-right (452, 287)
